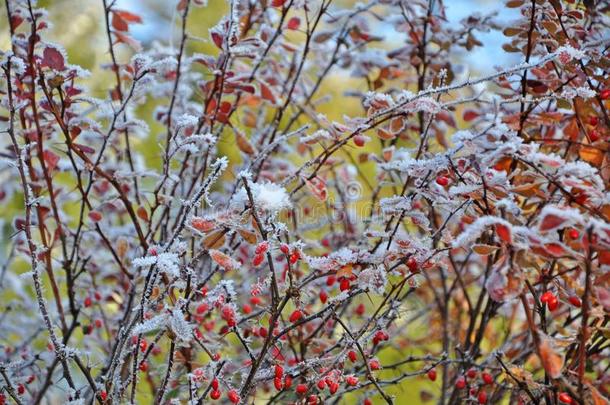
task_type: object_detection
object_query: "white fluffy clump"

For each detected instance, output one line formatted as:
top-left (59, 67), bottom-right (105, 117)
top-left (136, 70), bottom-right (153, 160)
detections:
top-left (234, 182), bottom-right (292, 212)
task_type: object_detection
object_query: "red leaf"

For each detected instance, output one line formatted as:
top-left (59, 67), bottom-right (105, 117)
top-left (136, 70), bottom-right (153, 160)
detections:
top-left (286, 17), bottom-right (301, 30)
top-left (260, 82), bottom-right (277, 104)
top-left (114, 10), bottom-right (142, 23)
top-left (73, 143), bottom-right (95, 154)
top-left (211, 31), bottom-right (223, 49)
top-left (598, 250), bottom-right (610, 265)
top-left (10, 15), bottom-right (23, 31)
top-left (43, 150), bottom-right (60, 172)
top-left (495, 223), bottom-right (512, 244)
top-left (463, 110), bottom-right (479, 122)
top-left (271, 0), bottom-right (286, 7)
top-left (42, 46), bottom-right (65, 71)
top-left (544, 243), bottom-right (566, 257)
top-left (113, 31), bottom-right (142, 51)
top-left (539, 213), bottom-right (567, 232)
top-left (112, 12), bottom-right (129, 31)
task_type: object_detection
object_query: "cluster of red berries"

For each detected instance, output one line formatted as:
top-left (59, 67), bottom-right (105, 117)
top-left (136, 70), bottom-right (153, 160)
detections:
top-left (452, 368), bottom-right (494, 404)
top-left (372, 329), bottom-right (389, 345)
top-left (540, 291), bottom-right (559, 311)
top-left (208, 378), bottom-right (240, 403)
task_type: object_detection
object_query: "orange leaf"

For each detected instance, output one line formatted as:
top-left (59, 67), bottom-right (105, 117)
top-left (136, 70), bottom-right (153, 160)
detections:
top-left (136, 206), bottom-right (149, 221)
top-left (336, 264), bottom-right (353, 278)
top-left (112, 12), bottom-right (129, 31)
top-left (539, 337), bottom-right (563, 379)
top-left (209, 249), bottom-right (238, 271)
top-left (579, 146), bottom-right (604, 167)
top-left (235, 130), bottom-right (255, 155)
top-left (115, 10), bottom-right (142, 23)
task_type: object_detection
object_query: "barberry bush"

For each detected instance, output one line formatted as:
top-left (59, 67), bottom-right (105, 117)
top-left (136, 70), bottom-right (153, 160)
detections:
top-left (0, 0), bottom-right (609, 403)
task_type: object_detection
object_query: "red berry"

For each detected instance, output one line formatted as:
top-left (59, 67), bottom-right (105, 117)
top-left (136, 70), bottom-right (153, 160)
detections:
top-left (274, 377), bottom-right (283, 390)
top-left (600, 89), bottom-right (610, 100)
top-left (275, 364), bottom-right (284, 378)
top-left (284, 375), bottom-right (293, 389)
top-left (547, 296), bottom-right (559, 311)
top-left (242, 303), bottom-right (252, 314)
top-left (329, 382), bottom-right (339, 394)
top-left (478, 390), bottom-right (487, 404)
top-left (0, 393), bottom-right (6, 405)
top-left (345, 376), bottom-right (359, 386)
top-left (289, 251), bottom-right (300, 264)
top-left (210, 390), bottom-right (221, 400)
top-left (296, 384), bottom-right (308, 394)
top-left (589, 116), bottom-right (599, 126)
top-left (99, 390), bottom-right (108, 401)
top-left (211, 378), bottom-right (219, 390)
top-left (17, 384), bottom-right (25, 395)
top-left (280, 244), bottom-right (290, 255)
top-left (339, 278), bottom-right (350, 291)
top-left (259, 327), bottom-right (268, 337)
top-left (139, 361), bottom-right (148, 372)
top-left (255, 242), bottom-right (269, 255)
top-left (348, 350), bottom-right (358, 362)
top-left (455, 376), bottom-right (466, 389)
top-left (252, 254), bottom-right (265, 266)
top-left (289, 309), bottom-right (303, 323)
top-left (436, 176), bottom-right (449, 186)
top-left (558, 392), bottom-right (573, 404)
top-left (540, 291), bottom-right (554, 304)
top-left (353, 135), bottom-right (367, 147)
top-left (589, 129), bottom-right (600, 142)
top-left (364, 399), bottom-right (372, 405)
top-left (227, 389), bottom-right (240, 404)
top-left (427, 369), bottom-right (437, 381)
top-left (196, 303), bottom-right (209, 314)
top-left (326, 275), bottom-right (336, 286)
top-left (568, 295), bottom-right (582, 308)
top-left (406, 257), bottom-right (418, 273)
top-left (308, 394), bottom-right (318, 405)
top-left (286, 16), bottom-right (301, 30)
top-left (319, 291), bottom-right (328, 304)
top-left (317, 379), bottom-right (326, 390)
top-left (84, 296), bottom-right (92, 308)
top-left (481, 372), bottom-right (493, 385)
top-left (369, 359), bottom-right (381, 370)
top-left (466, 368), bottom-right (477, 379)
top-left (355, 303), bottom-right (365, 316)
top-left (568, 229), bottom-right (580, 239)
top-left (94, 319), bottom-right (103, 328)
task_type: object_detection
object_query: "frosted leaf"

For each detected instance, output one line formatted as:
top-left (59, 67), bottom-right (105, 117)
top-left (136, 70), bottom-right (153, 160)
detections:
top-left (453, 216), bottom-right (512, 247)
top-left (169, 307), bottom-right (193, 342)
top-left (132, 314), bottom-right (168, 336)
top-left (357, 266), bottom-right (387, 294)
top-left (555, 45), bottom-right (586, 64)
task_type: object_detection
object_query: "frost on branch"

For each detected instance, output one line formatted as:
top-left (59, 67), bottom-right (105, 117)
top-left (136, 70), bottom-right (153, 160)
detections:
top-left (2, 0), bottom-right (610, 403)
